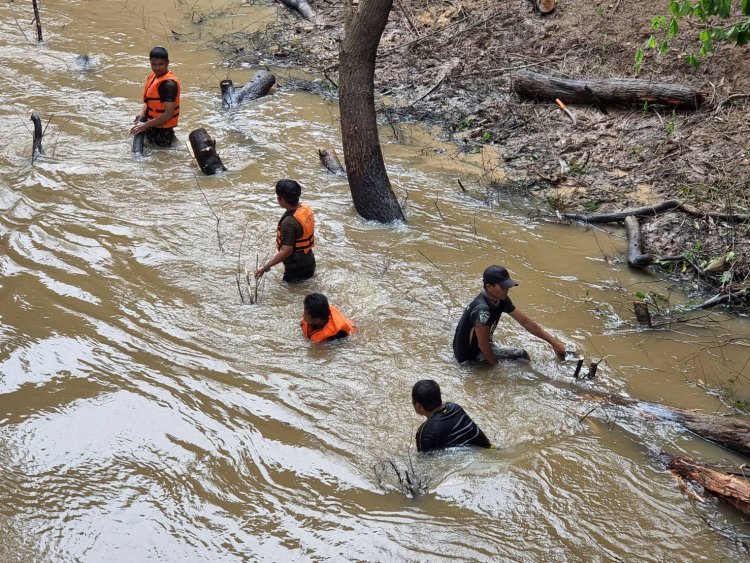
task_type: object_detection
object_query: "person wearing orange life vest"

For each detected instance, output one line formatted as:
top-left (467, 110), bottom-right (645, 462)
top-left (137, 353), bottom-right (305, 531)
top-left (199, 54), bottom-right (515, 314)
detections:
top-left (130, 46), bottom-right (180, 147)
top-left (301, 293), bottom-right (354, 342)
top-left (255, 179), bottom-right (316, 283)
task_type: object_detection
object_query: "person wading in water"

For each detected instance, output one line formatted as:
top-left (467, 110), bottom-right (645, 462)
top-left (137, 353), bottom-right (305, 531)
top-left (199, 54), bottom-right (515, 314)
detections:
top-left (255, 179), bottom-right (316, 283)
top-left (130, 46), bottom-right (180, 147)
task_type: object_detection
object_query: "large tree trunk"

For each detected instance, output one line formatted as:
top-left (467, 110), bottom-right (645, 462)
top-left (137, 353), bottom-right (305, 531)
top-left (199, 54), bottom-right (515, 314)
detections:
top-left (513, 71), bottom-right (706, 109)
top-left (668, 455), bottom-right (750, 515)
top-left (339, 0), bottom-right (405, 223)
top-left (234, 71), bottom-right (276, 105)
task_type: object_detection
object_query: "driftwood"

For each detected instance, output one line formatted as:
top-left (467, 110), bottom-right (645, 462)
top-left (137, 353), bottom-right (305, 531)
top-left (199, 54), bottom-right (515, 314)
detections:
top-left (30, 111), bottom-right (43, 160)
top-left (277, 0), bottom-right (318, 22)
top-left (220, 79), bottom-right (235, 109)
top-left (532, 0), bottom-right (557, 14)
top-left (132, 115), bottom-right (147, 155)
top-left (561, 200), bottom-right (750, 225)
top-left (189, 128), bottom-right (227, 175)
top-left (667, 455), bottom-right (750, 515)
top-left (624, 215), bottom-right (651, 268)
top-left (581, 390), bottom-right (750, 460)
top-left (318, 148), bottom-right (346, 175)
top-left (513, 71), bottom-right (706, 109)
top-left (32, 0), bottom-right (43, 42)
top-left (232, 71), bottom-right (276, 105)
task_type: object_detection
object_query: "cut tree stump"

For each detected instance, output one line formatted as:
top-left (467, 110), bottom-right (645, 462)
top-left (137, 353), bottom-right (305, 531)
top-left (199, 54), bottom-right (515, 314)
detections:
top-left (233, 71), bottom-right (276, 105)
top-left (220, 79), bottom-right (236, 109)
top-left (633, 300), bottom-right (652, 327)
top-left (189, 128), bottom-right (227, 175)
top-left (513, 71), bottom-right (706, 109)
top-left (667, 455), bottom-right (750, 516)
top-left (624, 215), bottom-right (651, 268)
top-left (318, 148), bottom-right (346, 175)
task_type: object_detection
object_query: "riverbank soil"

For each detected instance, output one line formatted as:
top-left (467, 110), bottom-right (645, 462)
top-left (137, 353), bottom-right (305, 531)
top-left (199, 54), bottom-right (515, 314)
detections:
top-left (214, 0), bottom-right (750, 309)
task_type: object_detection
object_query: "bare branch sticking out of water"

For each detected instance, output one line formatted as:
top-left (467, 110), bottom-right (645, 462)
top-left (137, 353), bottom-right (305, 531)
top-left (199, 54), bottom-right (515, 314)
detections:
top-left (373, 453), bottom-right (428, 498)
top-left (193, 173), bottom-right (224, 253)
top-left (32, 0), bottom-right (43, 42)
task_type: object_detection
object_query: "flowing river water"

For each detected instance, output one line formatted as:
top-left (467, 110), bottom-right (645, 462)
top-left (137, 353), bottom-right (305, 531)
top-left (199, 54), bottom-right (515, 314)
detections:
top-left (1, 1), bottom-right (750, 561)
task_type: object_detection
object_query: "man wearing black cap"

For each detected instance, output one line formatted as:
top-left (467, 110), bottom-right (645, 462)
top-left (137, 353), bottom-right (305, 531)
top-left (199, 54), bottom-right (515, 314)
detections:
top-left (452, 265), bottom-right (566, 365)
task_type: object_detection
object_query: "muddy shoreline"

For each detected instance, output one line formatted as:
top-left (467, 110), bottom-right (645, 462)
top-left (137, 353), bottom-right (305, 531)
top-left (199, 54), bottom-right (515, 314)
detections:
top-left (209, 0), bottom-right (750, 311)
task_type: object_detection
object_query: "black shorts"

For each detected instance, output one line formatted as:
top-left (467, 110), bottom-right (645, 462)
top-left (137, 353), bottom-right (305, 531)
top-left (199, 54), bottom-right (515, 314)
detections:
top-left (146, 127), bottom-right (176, 147)
top-left (282, 257), bottom-right (316, 283)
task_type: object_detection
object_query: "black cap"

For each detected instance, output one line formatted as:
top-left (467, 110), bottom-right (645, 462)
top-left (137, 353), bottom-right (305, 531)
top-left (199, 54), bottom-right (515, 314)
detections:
top-left (483, 265), bottom-right (518, 289)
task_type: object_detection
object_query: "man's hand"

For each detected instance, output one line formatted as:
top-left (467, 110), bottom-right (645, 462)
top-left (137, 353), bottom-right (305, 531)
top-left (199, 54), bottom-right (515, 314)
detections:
top-left (130, 120), bottom-right (149, 136)
top-left (551, 338), bottom-right (566, 360)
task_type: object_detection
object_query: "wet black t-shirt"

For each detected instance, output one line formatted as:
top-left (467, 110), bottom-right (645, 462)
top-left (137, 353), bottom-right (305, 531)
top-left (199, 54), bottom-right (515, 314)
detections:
top-left (415, 402), bottom-right (491, 453)
top-left (157, 80), bottom-right (178, 103)
top-left (452, 292), bottom-right (515, 362)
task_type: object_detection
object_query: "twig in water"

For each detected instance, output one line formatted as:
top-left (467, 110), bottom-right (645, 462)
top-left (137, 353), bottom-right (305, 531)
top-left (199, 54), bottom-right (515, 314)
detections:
top-left (457, 178), bottom-right (467, 192)
top-left (193, 173), bottom-right (224, 253)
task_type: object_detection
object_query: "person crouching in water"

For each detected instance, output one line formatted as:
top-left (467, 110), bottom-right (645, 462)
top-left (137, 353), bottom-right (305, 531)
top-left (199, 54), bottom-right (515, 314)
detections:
top-left (255, 179), bottom-right (316, 283)
top-left (301, 293), bottom-right (353, 342)
top-left (412, 379), bottom-right (491, 453)
top-left (130, 46), bottom-right (180, 147)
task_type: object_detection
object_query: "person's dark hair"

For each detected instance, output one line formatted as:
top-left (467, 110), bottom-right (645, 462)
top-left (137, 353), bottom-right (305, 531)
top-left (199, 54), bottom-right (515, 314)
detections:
top-left (304, 293), bottom-right (330, 321)
top-left (412, 380), bottom-right (442, 411)
top-left (149, 46), bottom-right (169, 61)
top-left (275, 179), bottom-right (302, 206)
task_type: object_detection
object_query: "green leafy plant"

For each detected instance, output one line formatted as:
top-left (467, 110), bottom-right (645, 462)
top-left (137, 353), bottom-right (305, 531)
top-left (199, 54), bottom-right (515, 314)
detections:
top-left (636, 0), bottom-right (750, 71)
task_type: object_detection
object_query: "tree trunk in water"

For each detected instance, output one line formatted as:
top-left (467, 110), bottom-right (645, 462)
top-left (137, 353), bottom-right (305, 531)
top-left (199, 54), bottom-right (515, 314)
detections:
top-left (189, 128), bottom-right (227, 175)
top-left (132, 115), bottom-right (147, 156)
top-left (624, 216), bottom-right (651, 268)
top-left (339, 0), bottom-right (405, 223)
top-left (319, 148), bottom-right (346, 175)
top-left (513, 71), bottom-right (706, 109)
top-left (234, 71), bottom-right (276, 105)
top-left (667, 455), bottom-right (750, 515)
top-left (30, 111), bottom-right (43, 159)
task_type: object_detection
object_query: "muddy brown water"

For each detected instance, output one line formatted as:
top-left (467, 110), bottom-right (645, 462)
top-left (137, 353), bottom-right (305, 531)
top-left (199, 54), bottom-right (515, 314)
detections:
top-left (1, 1), bottom-right (749, 561)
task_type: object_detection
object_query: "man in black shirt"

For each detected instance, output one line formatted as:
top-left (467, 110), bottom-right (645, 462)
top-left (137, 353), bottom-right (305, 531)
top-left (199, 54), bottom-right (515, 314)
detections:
top-left (452, 265), bottom-right (566, 366)
top-left (412, 379), bottom-right (491, 453)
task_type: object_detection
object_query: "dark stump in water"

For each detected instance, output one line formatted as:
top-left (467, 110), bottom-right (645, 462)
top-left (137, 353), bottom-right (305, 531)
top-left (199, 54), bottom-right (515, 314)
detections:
top-left (189, 128), bottom-right (227, 175)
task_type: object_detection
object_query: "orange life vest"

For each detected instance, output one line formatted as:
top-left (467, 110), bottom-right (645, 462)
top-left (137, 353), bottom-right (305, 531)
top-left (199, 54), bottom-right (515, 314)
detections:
top-left (301, 305), bottom-right (354, 342)
top-left (142, 70), bottom-right (180, 128)
top-left (276, 204), bottom-right (315, 253)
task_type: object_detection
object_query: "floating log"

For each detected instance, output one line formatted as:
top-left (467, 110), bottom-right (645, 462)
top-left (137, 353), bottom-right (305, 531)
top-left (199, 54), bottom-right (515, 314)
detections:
top-left (532, 0), bottom-right (557, 15)
top-left (220, 79), bottom-right (236, 109)
top-left (30, 111), bottom-right (43, 159)
top-left (318, 148), bottom-right (346, 175)
top-left (234, 70), bottom-right (276, 105)
top-left (189, 128), bottom-right (227, 175)
top-left (277, 0), bottom-right (318, 22)
top-left (633, 300), bottom-right (652, 327)
top-left (667, 455), bottom-right (750, 516)
top-left (513, 71), bottom-right (706, 109)
top-left (132, 115), bottom-right (147, 156)
top-left (624, 215), bottom-right (651, 268)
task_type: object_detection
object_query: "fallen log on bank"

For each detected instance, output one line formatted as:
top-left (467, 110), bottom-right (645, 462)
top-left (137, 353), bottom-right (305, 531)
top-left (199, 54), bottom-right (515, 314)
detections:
top-left (276, 0), bottom-right (319, 23)
top-left (30, 111), bottom-right (43, 160)
top-left (318, 148), bottom-right (346, 175)
top-left (561, 200), bottom-right (750, 224)
top-left (624, 215), bottom-right (651, 268)
top-left (189, 128), bottom-right (227, 175)
top-left (513, 71), bottom-right (706, 109)
top-left (667, 455), bottom-right (750, 515)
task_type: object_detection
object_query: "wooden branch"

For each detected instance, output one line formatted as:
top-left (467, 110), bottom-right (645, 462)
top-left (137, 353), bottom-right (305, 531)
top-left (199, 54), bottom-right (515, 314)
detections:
top-left (189, 128), bottom-right (227, 175)
top-left (561, 200), bottom-right (682, 223)
top-left (624, 215), bottom-right (651, 268)
top-left (318, 148), bottom-right (346, 175)
top-left (30, 111), bottom-right (43, 160)
top-left (514, 71), bottom-right (706, 109)
top-left (32, 0), bottom-right (43, 42)
top-left (668, 455), bottom-right (750, 515)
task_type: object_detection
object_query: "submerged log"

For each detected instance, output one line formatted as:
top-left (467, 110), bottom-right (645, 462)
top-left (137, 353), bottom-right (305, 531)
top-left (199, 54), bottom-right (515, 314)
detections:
top-left (220, 79), bottom-right (236, 109)
top-left (189, 128), bottom-right (227, 175)
top-left (277, 0), bottom-right (318, 22)
top-left (132, 115), bottom-right (147, 156)
top-left (624, 215), bottom-right (651, 268)
top-left (668, 455), bottom-right (750, 515)
top-left (318, 148), bottom-right (346, 175)
top-left (493, 346), bottom-right (530, 360)
top-left (513, 71), bottom-right (705, 109)
top-left (30, 111), bottom-right (43, 160)
top-left (234, 71), bottom-right (276, 105)
top-left (633, 300), bottom-right (652, 327)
